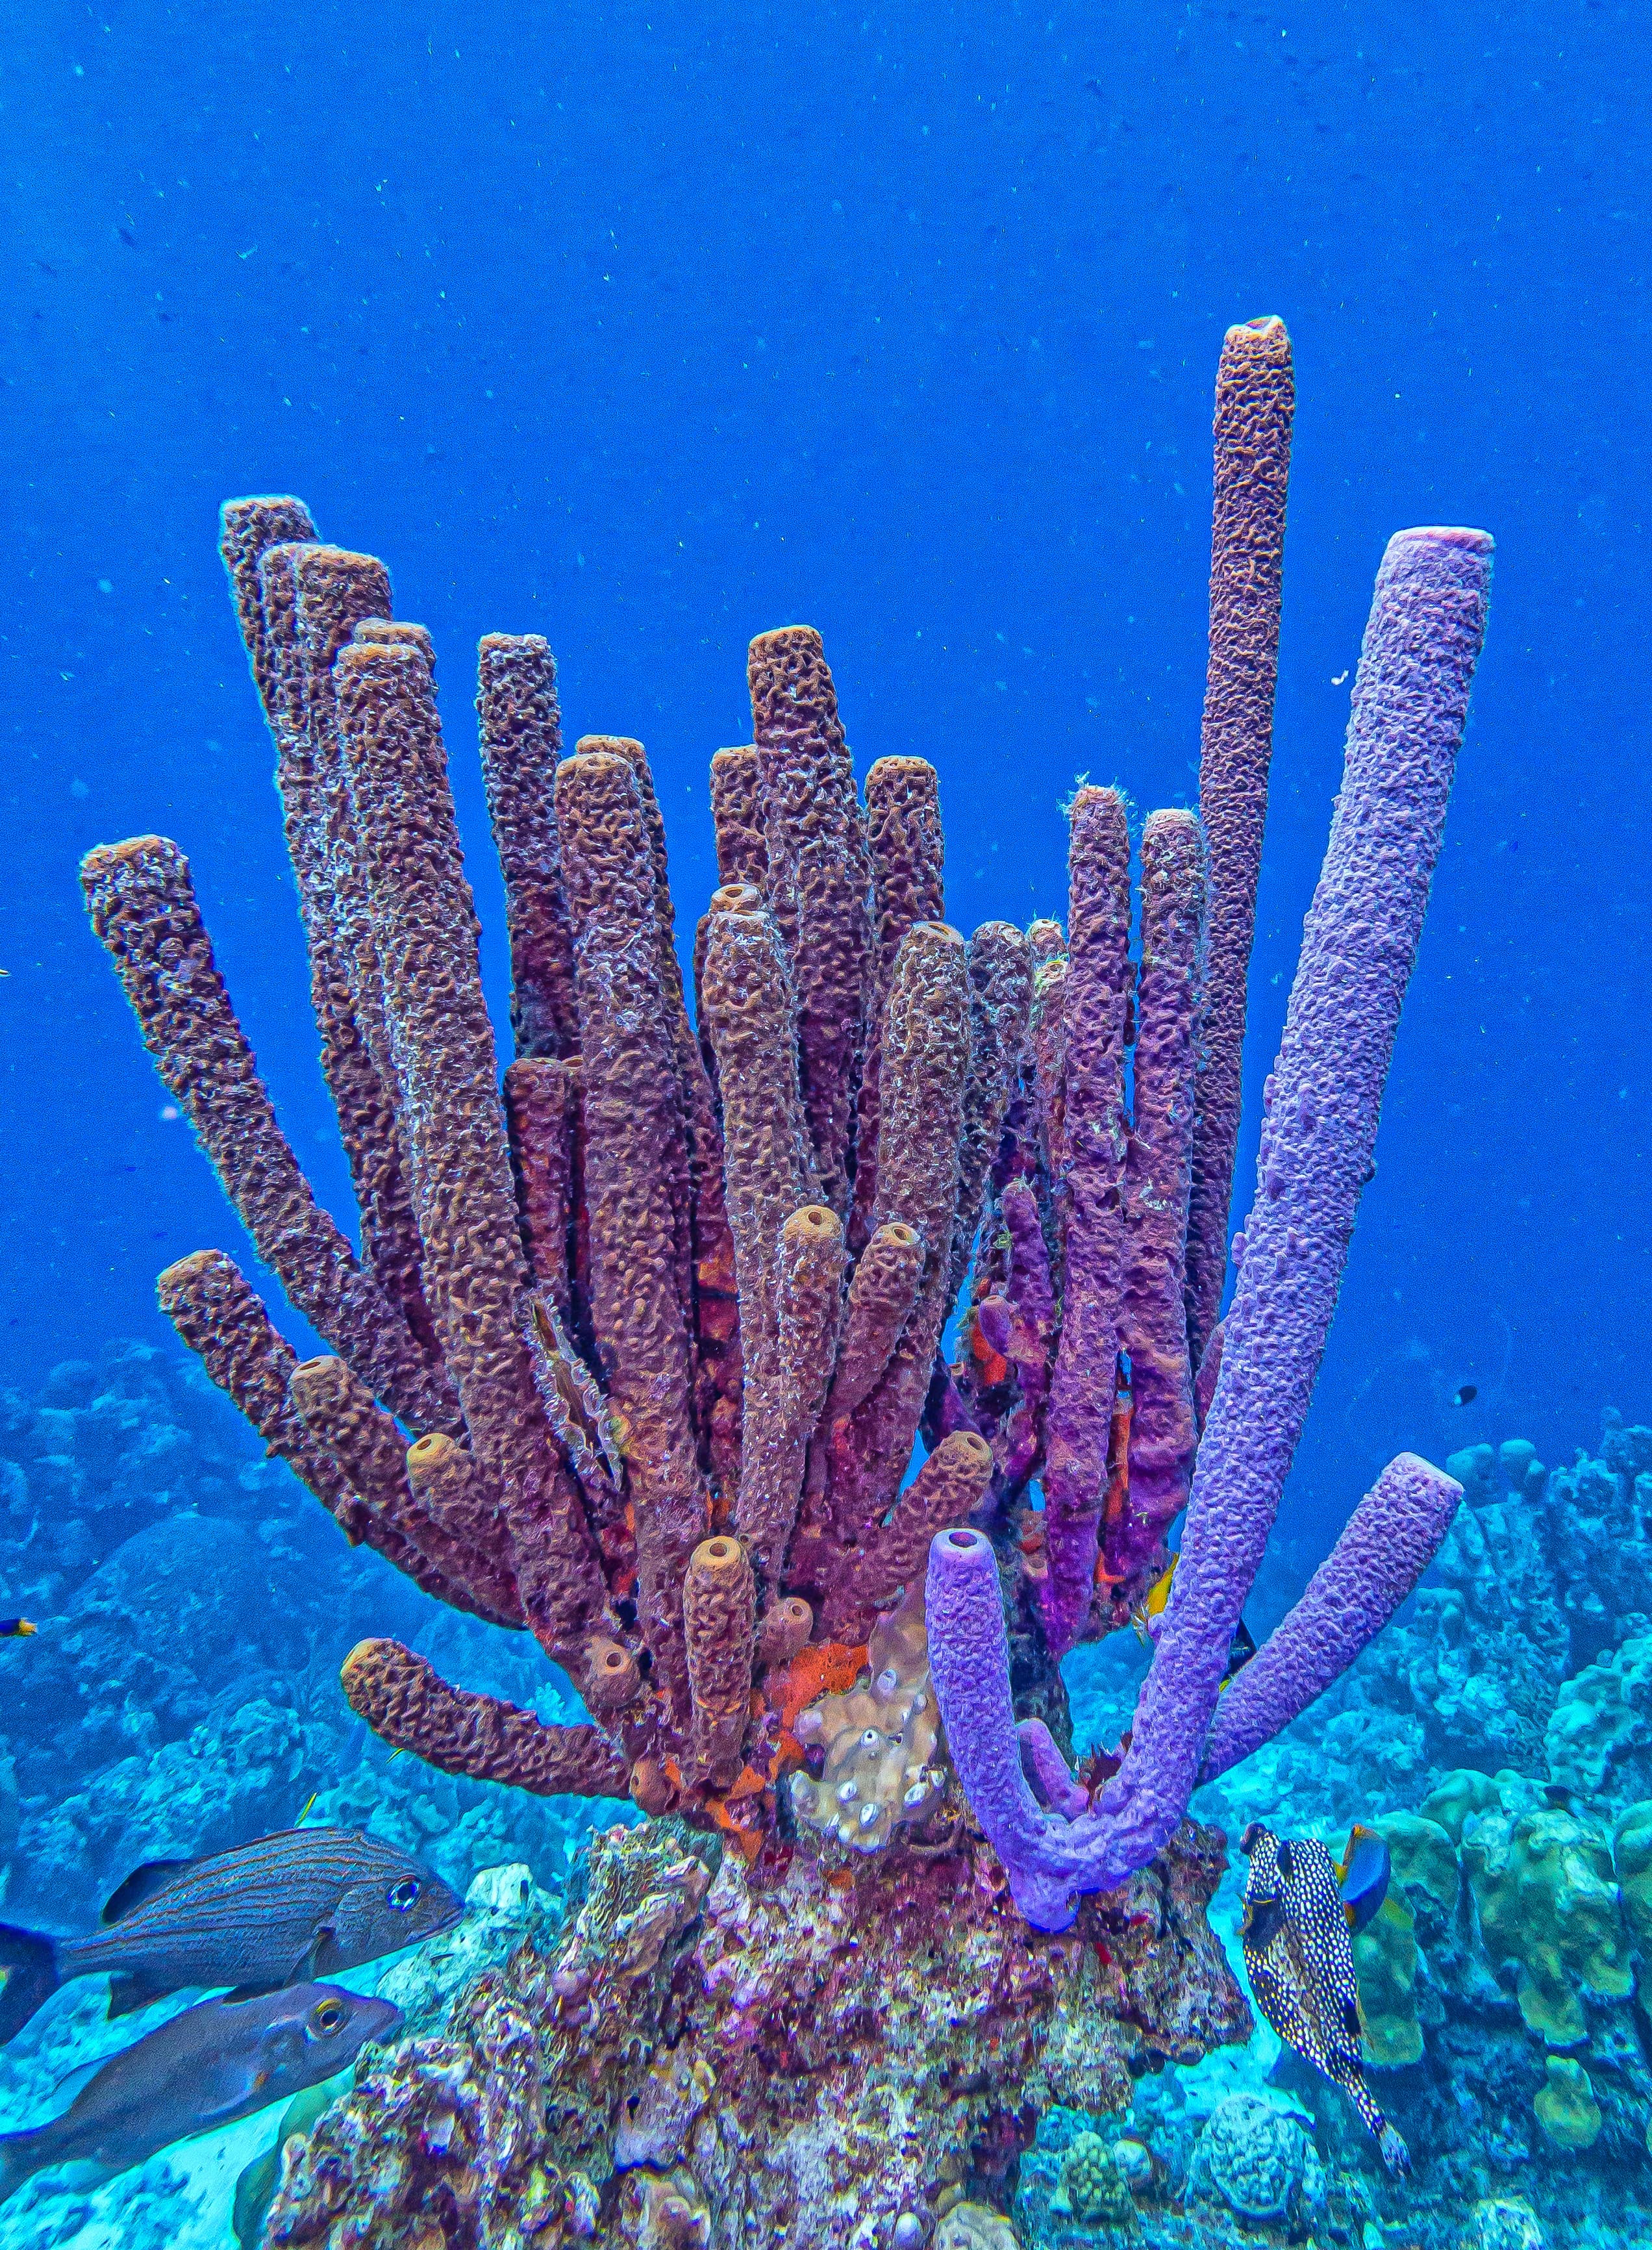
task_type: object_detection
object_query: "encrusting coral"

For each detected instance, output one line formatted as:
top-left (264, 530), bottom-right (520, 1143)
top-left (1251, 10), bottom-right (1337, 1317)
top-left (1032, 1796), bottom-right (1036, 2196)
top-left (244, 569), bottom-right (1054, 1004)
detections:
top-left (264, 1814), bottom-right (1244, 2249)
top-left (79, 318), bottom-right (1495, 2236)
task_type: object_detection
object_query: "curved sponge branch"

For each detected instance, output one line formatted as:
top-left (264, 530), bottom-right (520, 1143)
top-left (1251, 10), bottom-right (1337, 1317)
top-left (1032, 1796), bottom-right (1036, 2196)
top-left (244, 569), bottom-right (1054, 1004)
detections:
top-left (1093, 524), bottom-right (1494, 1886)
top-left (929, 525), bottom-right (1494, 1929)
top-left (340, 1638), bottom-right (632, 1799)
top-left (1198, 1451), bottom-right (1464, 1782)
top-left (84, 837), bottom-right (452, 1434)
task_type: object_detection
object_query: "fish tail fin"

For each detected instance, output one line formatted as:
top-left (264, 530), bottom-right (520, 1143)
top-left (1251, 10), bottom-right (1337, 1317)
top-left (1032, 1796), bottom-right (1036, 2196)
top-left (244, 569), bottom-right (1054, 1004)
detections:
top-left (0, 2130), bottom-right (40, 2206)
top-left (1377, 2121), bottom-right (1410, 2177)
top-left (0, 1924), bottom-right (59, 2046)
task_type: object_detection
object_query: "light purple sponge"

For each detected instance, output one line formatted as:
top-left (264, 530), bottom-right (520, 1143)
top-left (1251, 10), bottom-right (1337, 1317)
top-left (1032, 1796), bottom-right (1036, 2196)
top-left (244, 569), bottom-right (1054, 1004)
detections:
top-left (928, 525), bottom-right (1494, 1929)
top-left (1198, 1451), bottom-right (1465, 1782)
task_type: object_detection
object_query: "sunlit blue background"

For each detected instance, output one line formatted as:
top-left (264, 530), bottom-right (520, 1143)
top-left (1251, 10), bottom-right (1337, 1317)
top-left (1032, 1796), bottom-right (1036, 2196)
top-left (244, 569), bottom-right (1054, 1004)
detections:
top-left (3, 0), bottom-right (1646, 1547)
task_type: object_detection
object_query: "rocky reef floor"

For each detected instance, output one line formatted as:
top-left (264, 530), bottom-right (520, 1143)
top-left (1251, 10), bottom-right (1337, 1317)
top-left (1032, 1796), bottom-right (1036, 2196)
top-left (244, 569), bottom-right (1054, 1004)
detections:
top-left (6, 1345), bottom-right (1652, 2247)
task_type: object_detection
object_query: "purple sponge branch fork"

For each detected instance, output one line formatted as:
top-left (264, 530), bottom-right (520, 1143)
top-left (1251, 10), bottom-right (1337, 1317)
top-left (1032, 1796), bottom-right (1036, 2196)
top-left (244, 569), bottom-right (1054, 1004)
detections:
top-left (1197, 1450), bottom-right (1465, 1783)
top-left (930, 524), bottom-right (1494, 1930)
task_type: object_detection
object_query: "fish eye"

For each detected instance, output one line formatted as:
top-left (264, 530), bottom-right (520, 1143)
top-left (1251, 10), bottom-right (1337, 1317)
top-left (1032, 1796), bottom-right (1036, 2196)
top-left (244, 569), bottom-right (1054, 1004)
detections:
top-left (308, 1999), bottom-right (347, 2037)
top-left (386, 1877), bottom-right (420, 1912)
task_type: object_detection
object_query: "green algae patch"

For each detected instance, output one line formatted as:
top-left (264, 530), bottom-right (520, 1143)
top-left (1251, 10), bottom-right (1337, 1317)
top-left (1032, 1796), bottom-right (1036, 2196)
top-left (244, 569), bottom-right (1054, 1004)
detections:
top-left (1534, 2055), bottom-right (1603, 2151)
top-left (1420, 1767), bottom-right (1502, 1844)
top-left (1462, 1800), bottom-right (1632, 2045)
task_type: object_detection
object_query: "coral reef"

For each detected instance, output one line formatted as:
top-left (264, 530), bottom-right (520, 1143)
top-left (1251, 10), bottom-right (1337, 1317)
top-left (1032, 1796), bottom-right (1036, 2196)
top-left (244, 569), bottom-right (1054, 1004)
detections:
top-left (1186, 2093), bottom-right (1325, 2228)
top-left (0, 1341), bottom-right (628, 1938)
top-left (1546, 1631), bottom-right (1652, 1802)
top-left (1461, 1783), bottom-right (1633, 2045)
top-left (62, 318), bottom-right (1509, 2246)
top-left (81, 316), bottom-right (1487, 1943)
top-left (265, 1815), bottom-right (1245, 2247)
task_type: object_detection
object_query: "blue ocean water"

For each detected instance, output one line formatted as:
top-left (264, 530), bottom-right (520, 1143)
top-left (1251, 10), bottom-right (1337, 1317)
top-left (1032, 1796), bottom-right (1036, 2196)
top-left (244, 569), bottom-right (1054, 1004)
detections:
top-left (1, 3), bottom-right (1649, 2245)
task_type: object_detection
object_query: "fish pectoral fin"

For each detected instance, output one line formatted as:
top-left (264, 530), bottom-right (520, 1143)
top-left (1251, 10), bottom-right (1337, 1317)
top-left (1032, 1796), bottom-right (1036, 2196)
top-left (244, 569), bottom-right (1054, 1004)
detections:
top-left (106, 1969), bottom-right (169, 2020)
top-left (196, 2067), bottom-right (272, 2125)
top-left (298, 1927), bottom-right (341, 1980)
top-left (1239, 1895), bottom-right (1288, 1953)
top-left (101, 1857), bottom-right (199, 1926)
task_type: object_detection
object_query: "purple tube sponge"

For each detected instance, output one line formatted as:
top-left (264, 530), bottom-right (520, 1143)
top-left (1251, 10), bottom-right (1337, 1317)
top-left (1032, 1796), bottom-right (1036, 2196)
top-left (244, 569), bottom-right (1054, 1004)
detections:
top-left (1092, 524), bottom-right (1493, 1878)
top-left (1110, 808), bottom-right (1208, 1586)
top-left (929, 525), bottom-right (1493, 1928)
top-left (1199, 1451), bottom-right (1463, 1782)
top-left (1038, 787), bottom-right (1131, 1655)
top-left (927, 1525), bottom-right (1111, 1927)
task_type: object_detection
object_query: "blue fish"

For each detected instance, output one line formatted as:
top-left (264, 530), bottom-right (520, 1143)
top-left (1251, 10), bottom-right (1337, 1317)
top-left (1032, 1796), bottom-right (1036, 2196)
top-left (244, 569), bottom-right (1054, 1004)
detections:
top-left (1336, 1823), bottom-right (1392, 1934)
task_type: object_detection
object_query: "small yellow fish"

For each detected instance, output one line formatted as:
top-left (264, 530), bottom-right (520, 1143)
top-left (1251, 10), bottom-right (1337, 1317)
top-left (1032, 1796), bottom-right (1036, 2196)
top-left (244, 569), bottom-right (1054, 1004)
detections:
top-left (1131, 1558), bottom-right (1179, 1643)
top-left (1, 1618), bottom-right (36, 1639)
top-left (294, 1791), bottom-right (319, 1826)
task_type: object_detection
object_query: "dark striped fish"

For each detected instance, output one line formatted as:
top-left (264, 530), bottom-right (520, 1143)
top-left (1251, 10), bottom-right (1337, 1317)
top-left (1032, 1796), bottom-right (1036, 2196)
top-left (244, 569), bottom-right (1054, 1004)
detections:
top-left (0, 1982), bottom-right (401, 2205)
top-left (1238, 1823), bottom-right (1410, 2176)
top-left (0, 1827), bottom-right (461, 2045)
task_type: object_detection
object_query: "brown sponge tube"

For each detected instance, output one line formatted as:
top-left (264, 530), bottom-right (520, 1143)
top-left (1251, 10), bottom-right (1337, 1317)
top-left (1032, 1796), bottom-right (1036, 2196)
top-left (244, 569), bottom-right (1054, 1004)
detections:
top-left (269, 544), bottom-right (440, 1368)
top-left (157, 1252), bottom-right (477, 1615)
top-left (290, 1358), bottom-right (525, 1628)
top-left (950, 922), bottom-right (1034, 1304)
top-left (757, 1595), bottom-right (814, 1672)
top-left (1186, 314), bottom-right (1294, 1374)
top-left (218, 496), bottom-right (317, 720)
top-left (554, 750), bottom-right (708, 1706)
top-left (852, 755), bottom-right (946, 1245)
top-left (156, 1249), bottom-right (351, 1517)
top-left (83, 837), bottom-right (454, 1434)
top-left (575, 736), bottom-right (740, 1490)
top-left (477, 633), bottom-right (581, 1063)
top-left (342, 1639), bottom-right (632, 1799)
top-left (831, 922), bottom-right (971, 1533)
top-left (683, 1535), bottom-right (757, 1789)
top-left (820, 1429), bottom-right (994, 1643)
top-left (735, 1203), bottom-right (845, 1584)
top-left (1112, 809), bottom-right (1208, 1574)
top-left (747, 627), bottom-right (873, 1213)
top-left (503, 1056), bottom-right (577, 1313)
top-left (1040, 785), bottom-right (1134, 1655)
top-left (709, 746), bottom-right (767, 889)
top-left (701, 898), bottom-right (820, 1552)
top-left (333, 639), bottom-right (610, 1660)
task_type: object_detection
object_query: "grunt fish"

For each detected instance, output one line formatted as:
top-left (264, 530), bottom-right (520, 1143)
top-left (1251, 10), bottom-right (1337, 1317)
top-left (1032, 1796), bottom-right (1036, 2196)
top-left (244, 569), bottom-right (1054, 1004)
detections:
top-left (0, 1826), bottom-right (461, 2046)
top-left (1238, 1822), bottom-right (1410, 2175)
top-left (0, 1982), bottom-right (401, 2205)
